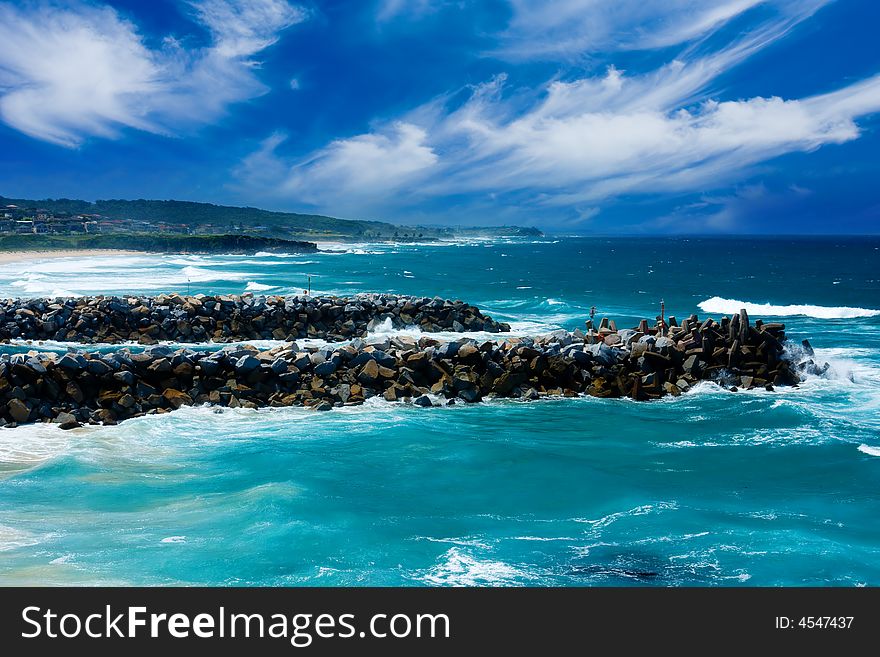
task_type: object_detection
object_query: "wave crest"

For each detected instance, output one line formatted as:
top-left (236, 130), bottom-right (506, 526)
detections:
top-left (244, 281), bottom-right (277, 292)
top-left (698, 296), bottom-right (880, 319)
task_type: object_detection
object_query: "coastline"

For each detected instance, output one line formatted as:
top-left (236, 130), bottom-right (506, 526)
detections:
top-left (0, 249), bottom-right (144, 264)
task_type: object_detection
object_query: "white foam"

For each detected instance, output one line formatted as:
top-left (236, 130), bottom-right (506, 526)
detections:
top-left (0, 525), bottom-right (41, 551)
top-left (698, 296), bottom-right (880, 319)
top-left (418, 548), bottom-right (534, 587)
top-left (857, 444), bottom-right (880, 457)
top-left (244, 281), bottom-right (277, 292)
top-left (0, 423), bottom-right (75, 473)
top-left (0, 256), bottom-right (256, 297)
top-left (416, 536), bottom-right (492, 549)
top-left (160, 536), bottom-right (187, 544)
top-left (5, 337), bottom-right (294, 352)
top-left (365, 317), bottom-right (547, 343)
top-left (181, 266), bottom-right (250, 283)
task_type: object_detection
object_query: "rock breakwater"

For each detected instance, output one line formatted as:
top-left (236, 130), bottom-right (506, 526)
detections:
top-left (0, 300), bottom-right (826, 429)
top-left (0, 294), bottom-right (510, 344)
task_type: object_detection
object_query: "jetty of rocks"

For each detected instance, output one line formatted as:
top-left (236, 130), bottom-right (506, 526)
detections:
top-left (0, 293), bottom-right (510, 344)
top-left (0, 296), bottom-right (827, 429)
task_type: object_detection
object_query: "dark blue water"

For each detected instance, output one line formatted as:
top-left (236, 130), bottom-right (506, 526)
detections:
top-left (0, 236), bottom-right (878, 585)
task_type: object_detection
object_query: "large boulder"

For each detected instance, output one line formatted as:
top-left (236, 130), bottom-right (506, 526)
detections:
top-left (162, 389), bottom-right (193, 410)
top-left (7, 398), bottom-right (31, 423)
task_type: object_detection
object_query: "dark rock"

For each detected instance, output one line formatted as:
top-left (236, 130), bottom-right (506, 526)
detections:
top-left (234, 355), bottom-right (260, 374)
top-left (314, 361), bottom-right (337, 376)
top-left (458, 388), bottom-right (481, 403)
top-left (57, 354), bottom-right (85, 371)
top-left (113, 370), bottom-right (136, 386)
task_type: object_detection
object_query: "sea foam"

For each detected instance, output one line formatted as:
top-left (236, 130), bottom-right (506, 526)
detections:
top-left (244, 281), bottom-right (277, 291)
top-left (698, 296), bottom-right (880, 319)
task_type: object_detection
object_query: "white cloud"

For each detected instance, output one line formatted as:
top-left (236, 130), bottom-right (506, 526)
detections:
top-left (276, 123), bottom-right (439, 204)
top-left (239, 0), bottom-right (880, 221)
top-left (495, 0), bottom-right (823, 60)
top-left (188, 0), bottom-right (306, 58)
top-left (0, 0), bottom-right (305, 147)
top-left (421, 73), bottom-right (876, 205)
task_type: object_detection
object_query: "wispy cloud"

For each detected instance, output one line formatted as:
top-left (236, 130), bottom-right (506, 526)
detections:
top-left (0, 0), bottom-right (306, 147)
top-left (375, 0), bottom-right (446, 23)
top-left (239, 123), bottom-right (439, 208)
top-left (240, 0), bottom-right (880, 221)
top-left (188, 0), bottom-right (306, 57)
top-left (418, 70), bottom-right (879, 206)
top-left (495, 0), bottom-right (770, 59)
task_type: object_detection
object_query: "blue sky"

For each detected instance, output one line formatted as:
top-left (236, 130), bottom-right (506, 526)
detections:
top-left (1, 0), bottom-right (879, 233)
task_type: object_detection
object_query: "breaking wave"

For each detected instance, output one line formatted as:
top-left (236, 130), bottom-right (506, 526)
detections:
top-left (698, 296), bottom-right (880, 319)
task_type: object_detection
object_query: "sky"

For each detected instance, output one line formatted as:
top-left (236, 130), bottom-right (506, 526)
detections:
top-left (0, 0), bottom-right (879, 233)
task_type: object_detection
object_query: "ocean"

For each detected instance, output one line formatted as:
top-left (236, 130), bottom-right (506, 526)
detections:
top-left (0, 236), bottom-right (879, 586)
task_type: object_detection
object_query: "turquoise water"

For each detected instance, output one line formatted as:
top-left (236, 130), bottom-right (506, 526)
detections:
top-left (1, 236), bottom-right (879, 586)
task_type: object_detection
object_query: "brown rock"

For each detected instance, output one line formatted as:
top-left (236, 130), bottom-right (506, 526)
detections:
top-left (7, 398), bottom-right (31, 423)
top-left (358, 359), bottom-right (379, 384)
top-left (377, 365), bottom-right (397, 379)
top-left (65, 381), bottom-right (85, 404)
top-left (162, 389), bottom-right (193, 410)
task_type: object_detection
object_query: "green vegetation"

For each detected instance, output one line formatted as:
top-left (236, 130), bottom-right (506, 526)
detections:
top-left (0, 195), bottom-right (544, 240)
top-left (0, 233), bottom-right (316, 254)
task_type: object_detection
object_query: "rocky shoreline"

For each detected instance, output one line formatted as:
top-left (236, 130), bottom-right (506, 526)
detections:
top-left (0, 295), bottom-right (826, 429)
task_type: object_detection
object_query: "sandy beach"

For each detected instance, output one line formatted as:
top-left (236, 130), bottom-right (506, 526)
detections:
top-left (0, 249), bottom-right (144, 264)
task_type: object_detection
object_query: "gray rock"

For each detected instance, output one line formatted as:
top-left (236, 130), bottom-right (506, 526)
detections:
top-left (683, 354), bottom-right (702, 374)
top-left (54, 412), bottom-right (80, 430)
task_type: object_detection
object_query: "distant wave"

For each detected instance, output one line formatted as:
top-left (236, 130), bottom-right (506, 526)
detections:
top-left (857, 445), bottom-right (880, 457)
top-left (698, 296), bottom-right (880, 319)
top-left (181, 266), bottom-right (251, 283)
